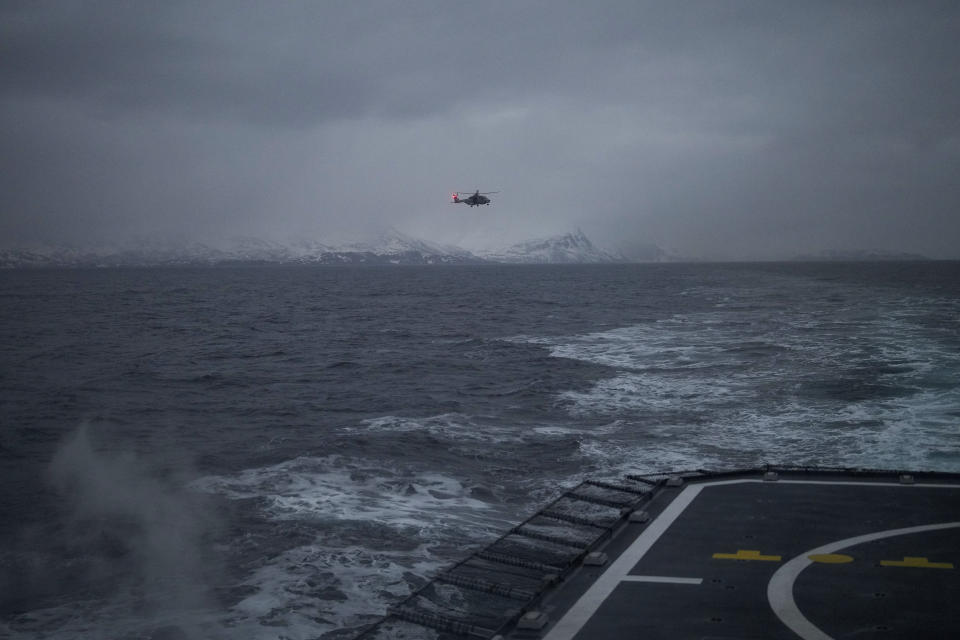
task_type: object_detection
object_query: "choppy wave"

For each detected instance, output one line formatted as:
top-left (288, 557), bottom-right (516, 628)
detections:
top-left (3, 262), bottom-right (959, 638)
top-left (186, 451), bottom-right (526, 638)
top-left (517, 290), bottom-right (960, 474)
top-left (193, 454), bottom-right (502, 531)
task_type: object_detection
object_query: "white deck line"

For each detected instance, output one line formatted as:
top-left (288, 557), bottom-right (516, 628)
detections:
top-left (542, 483), bottom-right (705, 640)
top-left (541, 478), bottom-right (960, 640)
top-left (621, 575), bottom-right (703, 584)
top-left (776, 480), bottom-right (960, 489)
top-left (767, 521), bottom-right (960, 640)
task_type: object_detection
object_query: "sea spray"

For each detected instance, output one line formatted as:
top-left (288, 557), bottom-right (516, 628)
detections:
top-left (45, 425), bottom-right (219, 639)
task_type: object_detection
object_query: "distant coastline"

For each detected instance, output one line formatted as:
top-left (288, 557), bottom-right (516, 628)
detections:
top-left (791, 249), bottom-right (931, 262)
top-left (0, 229), bottom-right (631, 269)
top-left (3, 234), bottom-right (947, 269)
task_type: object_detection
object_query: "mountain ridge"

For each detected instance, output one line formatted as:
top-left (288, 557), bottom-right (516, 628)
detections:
top-left (0, 229), bottom-right (627, 268)
top-left (476, 229), bottom-right (624, 264)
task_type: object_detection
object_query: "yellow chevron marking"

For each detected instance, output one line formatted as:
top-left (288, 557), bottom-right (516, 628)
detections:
top-left (880, 556), bottom-right (953, 569)
top-left (712, 549), bottom-right (781, 562)
top-left (808, 553), bottom-right (854, 564)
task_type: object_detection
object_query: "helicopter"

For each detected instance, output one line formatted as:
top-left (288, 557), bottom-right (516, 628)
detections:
top-left (451, 190), bottom-right (499, 207)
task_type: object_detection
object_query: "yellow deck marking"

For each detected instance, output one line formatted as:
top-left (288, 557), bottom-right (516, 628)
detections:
top-left (770, 522), bottom-right (960, 640)
top-left (713, 549), bottom-right (782, 562)
top-left (808, 553), bottom-right (853, 564)
top-left (880, 556), bottom-right (954, 569)
top-left (545, 479), bottom-right (960, 640)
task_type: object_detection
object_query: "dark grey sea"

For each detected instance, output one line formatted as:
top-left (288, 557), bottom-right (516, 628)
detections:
top-left (2, 262), bottom-right (958, 639)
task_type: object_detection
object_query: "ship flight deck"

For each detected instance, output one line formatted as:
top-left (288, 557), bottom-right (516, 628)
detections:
top-left (357, 467), bottom-right (960, 640)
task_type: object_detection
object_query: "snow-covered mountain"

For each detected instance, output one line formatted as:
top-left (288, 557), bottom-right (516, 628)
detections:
top-left (0, 229), bottom-right (630, 268)
top-left (0, 230), bottom-right (483, 268)
top-left (477, 229), bottom-right (623, 264)
top-left (309, 229), bottom-right (479, 264)
top-left (0, 241), bottom-right (235, 268)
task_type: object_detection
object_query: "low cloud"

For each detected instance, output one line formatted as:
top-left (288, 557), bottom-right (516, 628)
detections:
top-left (2, 1), bottom-right (958, 258)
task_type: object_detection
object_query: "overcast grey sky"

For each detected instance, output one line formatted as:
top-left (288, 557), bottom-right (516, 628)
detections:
top-left (2, 1), bottom-right (959, 259)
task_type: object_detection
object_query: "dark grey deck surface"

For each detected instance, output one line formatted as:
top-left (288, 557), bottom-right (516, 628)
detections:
top-left (357, 469), bottom-right (960, 640)
top-left (529, 473), bottom-right (960, 640)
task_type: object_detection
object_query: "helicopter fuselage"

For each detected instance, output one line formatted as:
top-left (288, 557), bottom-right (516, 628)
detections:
top-left (452, 191), bottom-right (492, 207)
